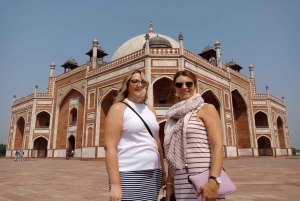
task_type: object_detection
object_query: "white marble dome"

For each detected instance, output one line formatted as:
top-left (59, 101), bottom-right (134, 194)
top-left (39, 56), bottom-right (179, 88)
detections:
top-left (111, 33), bottom-right (179, 61)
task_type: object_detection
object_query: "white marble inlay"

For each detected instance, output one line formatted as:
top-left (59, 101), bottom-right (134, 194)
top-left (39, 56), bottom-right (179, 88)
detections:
top-left (238, 148), bottom-right (253, 156)
top-left (225, 113), bottom-right (231, 119)
top-left (70, 98), bottom-right (79, 108)
top-left (37, 100), bottom-right (52, 105)
top-left (185, 62), bottom-right (229, 86)
top-left (82, 147), bottom-right (96, 158)
top-left (152, 60), bottom-right (177, 66)
top-left (253, 100), bottom-right (267, 105)
top-left (33, 129), bottom-right (50, 134)
top-left (12, 101), bottom-right (33, 111)
top-left (255, 128), bottom-right (271, 133)
top-left (87, 113), bottom-right (94, 120)
top-left (68, 125), bottom-right (77, 133)
top-left (88, 62), bottom-right (144, 86)
top-left (155, 107), bottom-right (169, 116)
top-left (10, 129), bottom-right (13, 133)
top-left (271, 102), bottom-right (285, 111)
top-left (97, 147), bottom-right (105, 158)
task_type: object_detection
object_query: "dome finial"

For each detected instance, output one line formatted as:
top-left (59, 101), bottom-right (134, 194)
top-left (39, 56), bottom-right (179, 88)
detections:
top-left (149, 20), bottom-right (153, 33)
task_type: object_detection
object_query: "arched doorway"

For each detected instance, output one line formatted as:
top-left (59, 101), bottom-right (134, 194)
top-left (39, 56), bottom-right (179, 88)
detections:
top-left (68, 135), bottom-right (75, 151)
top-left (257, 136), bottom-right (272, 156)
top-left (14, 117), bottom-right (25, 150)
top-left (159, 122), bottom-right (166, 158)
top-left (56, 89), bottom-right (84, 150)
top-left (32, 137), bottom-right (48, 157)
top-left (36, 112), bottom-right (50, 128)
top-left (231, 90), bottom-right (251, 151)
top-left (153, 78), bottom-right (176, 107)
top-left (277, 117), bottom-right (286, 148)
top-left (201, 90), bottom-right (220, 117)
top-left (254, 112), bottom-right (268, 128)
top-left (100, 90), bottom-right (118, 146)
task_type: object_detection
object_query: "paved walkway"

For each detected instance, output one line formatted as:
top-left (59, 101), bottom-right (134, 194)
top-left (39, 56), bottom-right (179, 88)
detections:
top-left (0, 156), bottom-right (299, 201)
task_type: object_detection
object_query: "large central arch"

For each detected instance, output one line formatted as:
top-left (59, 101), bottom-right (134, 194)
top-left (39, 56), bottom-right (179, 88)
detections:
top-left (14, 117), bottom-right (25, 150)
top-left (277, 117), bottom-right (286, 148)
top-left (201, 90), bottom-right (221, 117)
top-left (100, 90), bottom-right (118, 146)
top-left (231, 90), bottom-right (251, 150)
top-left (56, 89), bottom-right (84, 150)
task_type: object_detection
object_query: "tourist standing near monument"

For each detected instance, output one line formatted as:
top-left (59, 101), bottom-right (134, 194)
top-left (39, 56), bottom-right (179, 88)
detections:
top-left (164, 70), bottom-right (225, 201)
top-left (104, 69), bottom-right (166, 201)
top-left (14, 150), bottom-right (19, 161)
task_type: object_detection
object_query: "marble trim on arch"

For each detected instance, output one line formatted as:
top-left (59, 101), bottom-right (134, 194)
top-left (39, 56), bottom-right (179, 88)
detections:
top-left (184, 49), bottom-right (228, 77)
top-left (87, 61), bottom-right (145, 86)
top-left (185, 61), bottom-right (230, 87)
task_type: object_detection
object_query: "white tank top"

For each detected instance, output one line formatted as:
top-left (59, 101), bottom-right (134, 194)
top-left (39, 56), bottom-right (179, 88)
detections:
top-left (118, 99), bottom-right (161, 172)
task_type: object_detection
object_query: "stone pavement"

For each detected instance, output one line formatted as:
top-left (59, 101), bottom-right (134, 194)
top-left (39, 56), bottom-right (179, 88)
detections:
top-left (0, 156), bottom-right (299, 201)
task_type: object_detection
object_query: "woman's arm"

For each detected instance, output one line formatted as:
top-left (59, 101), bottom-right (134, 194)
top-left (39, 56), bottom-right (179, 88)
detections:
top-left (104, 102), bottom-right (126, 200)
top-left (197, 103), bottom-right (223, 198)
top-left (157, 138), bottom-right (167, 185)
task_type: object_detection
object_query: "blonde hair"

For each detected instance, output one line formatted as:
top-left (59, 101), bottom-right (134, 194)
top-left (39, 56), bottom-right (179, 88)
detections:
top-left (114, 69), bottom-right (149, 103)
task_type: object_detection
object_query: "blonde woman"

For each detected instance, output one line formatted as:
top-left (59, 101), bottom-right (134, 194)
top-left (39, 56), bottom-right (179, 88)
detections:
top-left (104, 69), bottom-right (166, 201)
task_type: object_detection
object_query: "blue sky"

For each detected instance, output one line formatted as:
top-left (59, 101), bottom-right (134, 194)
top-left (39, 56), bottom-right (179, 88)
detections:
top-left (0, 0), bottom-right (299, 149)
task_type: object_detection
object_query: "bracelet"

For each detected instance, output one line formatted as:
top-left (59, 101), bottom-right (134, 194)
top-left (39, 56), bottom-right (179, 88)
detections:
top-left (167, 183), bottom-right (174, 186)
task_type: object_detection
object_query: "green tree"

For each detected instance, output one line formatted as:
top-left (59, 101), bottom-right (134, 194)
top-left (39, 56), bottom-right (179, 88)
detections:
top-left (291, 147), bottom-right (297, 155)
top-left (0, 144), bottom-right (7, 156)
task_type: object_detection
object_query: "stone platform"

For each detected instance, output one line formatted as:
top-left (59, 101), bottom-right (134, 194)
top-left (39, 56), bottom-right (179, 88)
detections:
top-left (0, 157), bottom-right (299, 200)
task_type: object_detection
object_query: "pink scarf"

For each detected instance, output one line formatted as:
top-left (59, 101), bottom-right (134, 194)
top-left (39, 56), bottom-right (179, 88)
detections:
top-left (164, 94), bottom-right (204, 176)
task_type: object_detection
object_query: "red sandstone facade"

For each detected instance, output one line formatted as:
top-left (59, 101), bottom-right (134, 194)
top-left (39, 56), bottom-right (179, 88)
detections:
top-left (6, 30), bottom-right (291, 159)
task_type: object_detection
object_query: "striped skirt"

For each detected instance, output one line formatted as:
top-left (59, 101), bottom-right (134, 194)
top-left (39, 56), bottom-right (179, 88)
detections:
top-left (109, 169), bottom-right (162, 201)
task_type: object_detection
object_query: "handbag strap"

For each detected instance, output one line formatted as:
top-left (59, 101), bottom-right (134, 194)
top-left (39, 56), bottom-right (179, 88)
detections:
top-left (121, 101), bottom-right (154, 138)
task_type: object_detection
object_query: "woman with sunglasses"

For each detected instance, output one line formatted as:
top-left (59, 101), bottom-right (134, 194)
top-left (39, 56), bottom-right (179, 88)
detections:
top-left (164, 70), bottom-right (224, 201)
top-left (104, 69), bottom-right (166, 201)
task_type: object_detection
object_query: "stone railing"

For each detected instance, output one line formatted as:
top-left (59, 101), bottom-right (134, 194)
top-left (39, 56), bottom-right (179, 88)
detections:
top-left (184, 49), bottom-right (228, 77)
top-left (88, 49), bottom-right (145, 77)
top-left (269, 94), bottom-right (284, 105)
top-left (36, 93), bottom-right (52, 98)
top-left (13, 93), bottom-right (34, 105)
top-left (228, 68), bottom-right (249, 82)
top-left (149, 48), bottom-right (179, 55)
top-left (253, 94), bottom-right (267, 98)
top-left (56, 63), bottom-right (88, 82)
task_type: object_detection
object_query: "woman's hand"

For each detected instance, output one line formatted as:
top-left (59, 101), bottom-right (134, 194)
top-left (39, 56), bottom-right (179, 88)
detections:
top-left (165, 183), bottom-right (175, 201)
top-left (161, 172), bottom-right (167, 187)
top-left (197, 180), bottom-right (219, 201)
top-left (109, 184), bottom-right (122, 201)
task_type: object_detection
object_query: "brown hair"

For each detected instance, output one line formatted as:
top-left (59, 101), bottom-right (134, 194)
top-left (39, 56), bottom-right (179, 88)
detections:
top-left (114, 68), bottom-right (149, 103)
top-left (173, 70), bottom-right (197, 85)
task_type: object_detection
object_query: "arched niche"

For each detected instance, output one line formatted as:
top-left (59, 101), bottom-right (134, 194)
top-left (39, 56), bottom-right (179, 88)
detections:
top-left (254, 111), bottom-right (268, 128)
top-left (14, 116), bottom-right (25, 150)
top-left (153, 77), bottom-right (176, 107)
top-left (32, 137), bottom-right (48, 157)
top-left (56, 89), bottom-right (84, 149)
top-left (99, 90), bottom-right (118, 146)
top-left (201, 90), bottom-right (221, 117)
top-left (257, 136), bottom-right (272, 156)
top-left (277, 116), bottom-right (286, 148)
top-left (36, 111), bottom-right (50, 128)
top-left (231, 90), bottom-right (251, 149)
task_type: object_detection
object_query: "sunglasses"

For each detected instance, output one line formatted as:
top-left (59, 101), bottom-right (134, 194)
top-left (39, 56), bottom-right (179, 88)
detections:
top-left (130, 79), bottom-right (147, 86)
top-left (175, 81), bottom-right (194, 88)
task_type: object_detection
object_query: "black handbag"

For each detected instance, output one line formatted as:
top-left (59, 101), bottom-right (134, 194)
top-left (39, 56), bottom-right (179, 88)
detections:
top-left (160, 193), bottom-right (176, 201)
